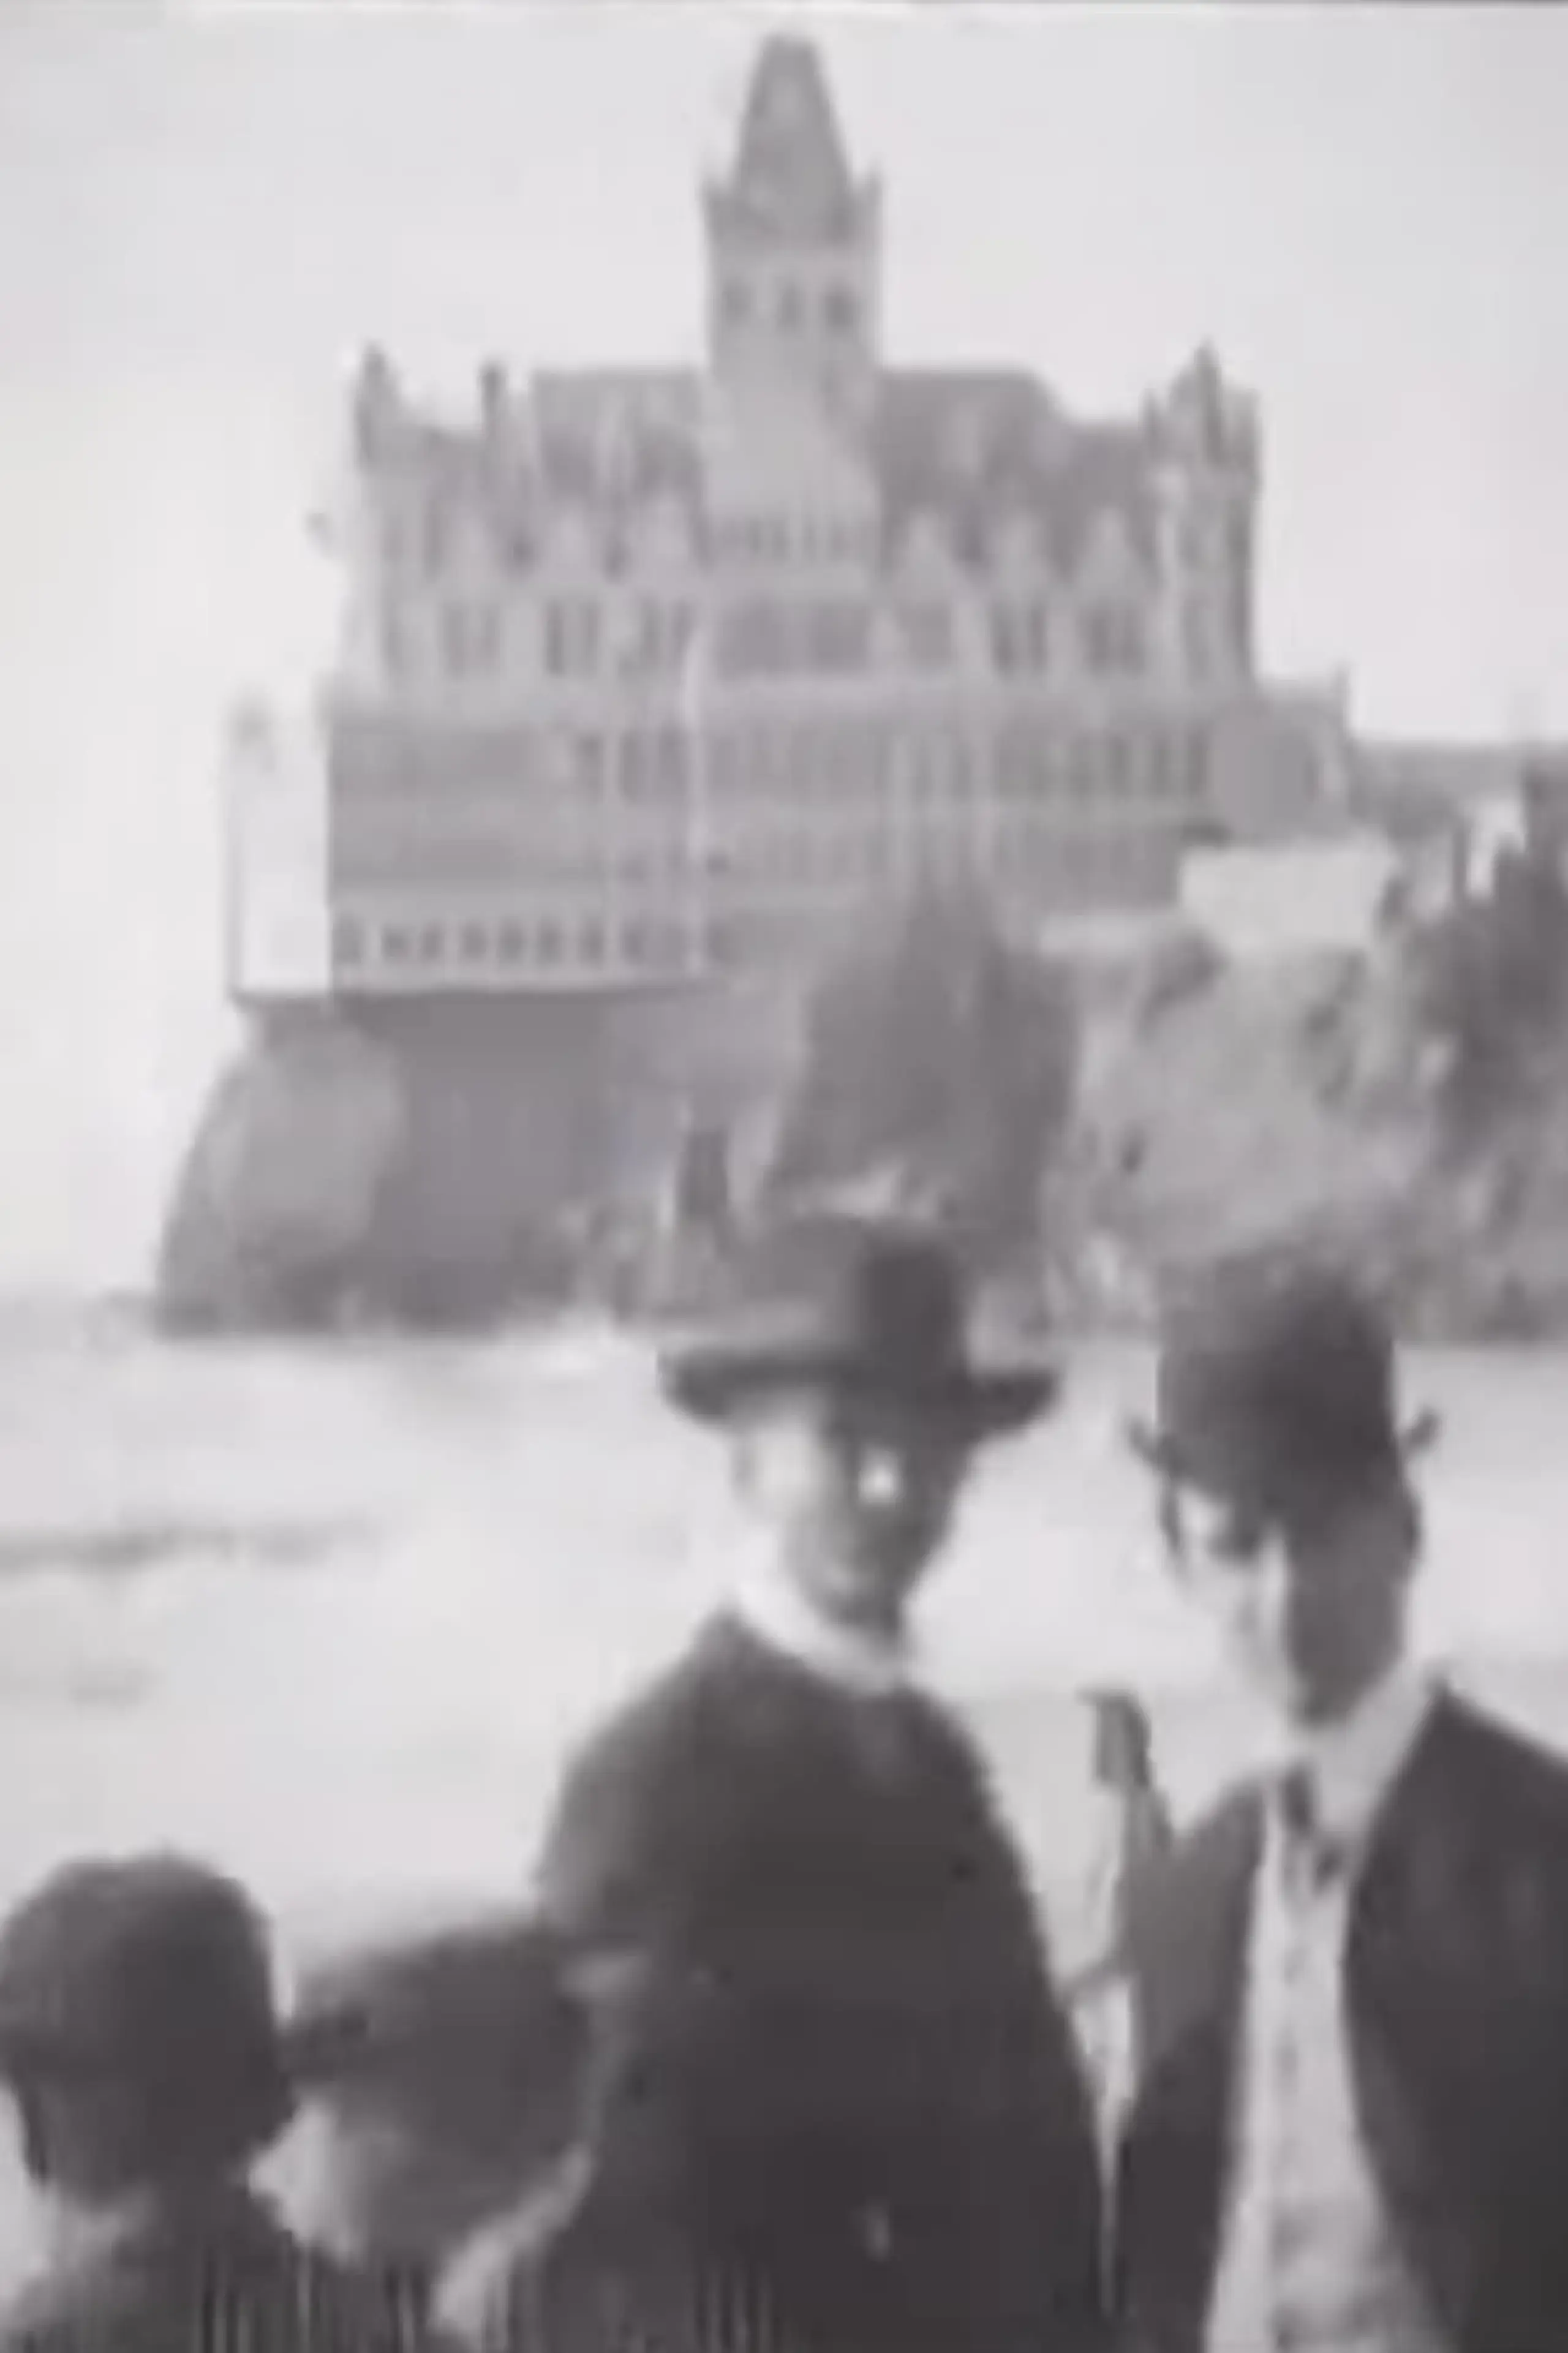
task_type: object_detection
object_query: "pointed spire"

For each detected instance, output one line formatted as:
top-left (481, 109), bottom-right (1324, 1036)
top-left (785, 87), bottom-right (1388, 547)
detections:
top-left (720, 34), bottom-right (858, 241)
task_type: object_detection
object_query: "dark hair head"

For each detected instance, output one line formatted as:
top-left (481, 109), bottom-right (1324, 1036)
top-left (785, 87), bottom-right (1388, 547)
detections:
top-left (0, 1853), bottom-right (291, 2198)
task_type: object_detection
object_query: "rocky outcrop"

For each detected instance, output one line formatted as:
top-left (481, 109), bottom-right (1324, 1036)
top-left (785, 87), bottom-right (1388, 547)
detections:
top-left (154, 892), bottom-right (1077, 1336)
top-left (756, 881), bottom-right (1078, 1287)
top-left (155, 988), bottom-right (799, 1334)
top-left (1061, 864), bottom-right (1568, 1341)
top-left (156, 1012), bottom-right (404, 1332)
top-left (156, 840), bottom-right (1568, 1342)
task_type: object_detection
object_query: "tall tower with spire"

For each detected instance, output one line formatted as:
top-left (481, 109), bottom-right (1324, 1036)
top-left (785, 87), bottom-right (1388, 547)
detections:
top-left (703, 34), bottom-right (882, 429)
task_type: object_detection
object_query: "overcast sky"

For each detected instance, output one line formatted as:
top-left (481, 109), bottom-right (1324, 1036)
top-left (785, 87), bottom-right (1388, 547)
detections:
top-left (2, 0), bottom-right (1566, 1292)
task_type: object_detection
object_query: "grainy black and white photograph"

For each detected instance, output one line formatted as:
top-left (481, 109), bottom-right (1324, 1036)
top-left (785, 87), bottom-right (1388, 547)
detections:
top-left (2, 1), bottom-right (1567, 2345)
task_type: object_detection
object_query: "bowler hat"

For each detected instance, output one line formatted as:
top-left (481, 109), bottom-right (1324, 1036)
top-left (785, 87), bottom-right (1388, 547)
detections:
top-left (659, 1221), bottom-right (1059, 1440)
top-left (1127, 1256), bottom-right (1438, 1520)
top-left (0, 1853), bottom-right (293, 2167)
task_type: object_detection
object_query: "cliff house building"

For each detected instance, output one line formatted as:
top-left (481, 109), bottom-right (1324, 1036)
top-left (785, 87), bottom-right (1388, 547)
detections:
top-left (229, 33), bottom-right (1351, 1005)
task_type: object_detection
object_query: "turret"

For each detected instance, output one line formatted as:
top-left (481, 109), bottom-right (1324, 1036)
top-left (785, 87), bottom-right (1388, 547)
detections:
top-left (350, 345), bottom-right (401, 469)
top-left (701, 35), bottom-right (882, 427)
top-left (1150, 345), bottom-right (1260, 685)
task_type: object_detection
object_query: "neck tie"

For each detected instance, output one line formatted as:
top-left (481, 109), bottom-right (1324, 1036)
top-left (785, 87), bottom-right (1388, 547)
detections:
top-left (1277, 1763), bottom-right (1348, 1891)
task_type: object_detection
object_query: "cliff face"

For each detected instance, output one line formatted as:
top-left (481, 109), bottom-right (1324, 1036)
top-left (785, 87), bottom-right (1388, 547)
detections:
top-left (156, 851), bottom-right (1568, 1342)
top-left (1070, 948), bottom-right (1435, 1303)
top-left (1063, 893), bottom-right (1568, 1340)
top-left (157, 1013), bottom-right (404, 1331)
top-left (155, 987), bottom-right (799, 1333)
top-left (154, 897), bottom-right (1074, 1335)
top-left (756, 883), bottom-right (1078, 1284)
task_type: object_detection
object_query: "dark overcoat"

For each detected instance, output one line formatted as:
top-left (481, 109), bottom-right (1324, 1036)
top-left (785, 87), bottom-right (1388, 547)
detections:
top-left (0, 2186), bottom-right (439, 2353)
top-left (1114, 1689), bottom-right (1568, 2353)
top-left (535, 1613), bottom-right (1106, 2353)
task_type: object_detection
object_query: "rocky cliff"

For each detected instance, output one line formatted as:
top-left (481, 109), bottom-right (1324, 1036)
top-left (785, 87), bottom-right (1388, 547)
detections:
top-left (156, 986), bottom-right (799, 1333)
top-left (156, 848), bottom-right (1568, 1342)
top-left (1061, 846), bottom-right (1568, 1340)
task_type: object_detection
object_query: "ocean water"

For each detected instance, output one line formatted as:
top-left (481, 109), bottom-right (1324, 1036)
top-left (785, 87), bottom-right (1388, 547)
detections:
top-left (0, 1309), bottom-right (1566, 2269)
top-left (1, 1308), bottom-right (1566, 1925)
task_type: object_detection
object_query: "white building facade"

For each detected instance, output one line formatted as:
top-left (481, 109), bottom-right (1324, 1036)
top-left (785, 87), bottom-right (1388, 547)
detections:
top-left (230, 34), bottom-right (1349, 1006)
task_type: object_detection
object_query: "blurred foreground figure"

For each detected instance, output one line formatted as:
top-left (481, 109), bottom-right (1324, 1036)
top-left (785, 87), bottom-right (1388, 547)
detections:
top-left (1115, 1257), bottom-right (1568, 2353)
top-left (284, 1911), bottom-right (590, 2338)
top-left (0, 1852), bottom-right (416, 2353)
top-left (535, 1223), bottom-right (1106, 2353)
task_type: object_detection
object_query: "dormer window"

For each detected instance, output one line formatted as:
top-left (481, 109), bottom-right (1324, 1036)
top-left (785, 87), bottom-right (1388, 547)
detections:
top-left (824, 285), bottom-right (857, 337)
top-left (1082, 603), bottom-right (1145, 677)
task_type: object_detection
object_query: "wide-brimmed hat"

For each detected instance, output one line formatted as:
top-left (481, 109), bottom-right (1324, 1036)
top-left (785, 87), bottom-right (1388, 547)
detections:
top-left (659, 1221), bottom-right (1060, 1441)
top-left (0, 1853), bottom-right (293, 2167)
top-left (1126, 1255), bottom-right (1438, 1521)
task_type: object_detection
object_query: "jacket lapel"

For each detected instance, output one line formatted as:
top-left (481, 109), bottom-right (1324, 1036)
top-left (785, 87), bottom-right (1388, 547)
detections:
top-left (1346, 1692), bottom-right (1499, 2346)
top-left (1133, 1783), bottom-right (1262, 2100)
top-left (1115, 1785), bottom-right (1262, 2352)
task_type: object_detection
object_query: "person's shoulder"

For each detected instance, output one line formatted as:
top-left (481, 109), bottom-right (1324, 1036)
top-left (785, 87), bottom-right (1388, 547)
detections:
top-left (556, 1621), bottom-right (744, 1793)
top-left (1426, 1688), bottom-right (1568, 1840)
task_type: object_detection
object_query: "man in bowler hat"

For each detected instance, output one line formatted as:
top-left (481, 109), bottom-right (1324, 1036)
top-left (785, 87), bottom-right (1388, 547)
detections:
top-left (0, 1851), bottom-right (426, 2353)
top-left (1114, 1254), bottom-right (1568, 2353)
top-left (533, 1222), bottom-right (1106, 2353)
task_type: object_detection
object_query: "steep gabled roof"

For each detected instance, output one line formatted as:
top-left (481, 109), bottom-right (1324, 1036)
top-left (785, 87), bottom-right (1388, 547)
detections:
top-left (876, 370), bottom-right (1156, 569)
top-left (529, 372), bottom-right (705, 513)
top-left (357, 359), bottom-right (1160, 578)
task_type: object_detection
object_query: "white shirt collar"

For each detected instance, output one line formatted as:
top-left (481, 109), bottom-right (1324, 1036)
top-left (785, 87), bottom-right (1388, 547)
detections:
top-left (1267, 1658), bottom-right (1437, 1851)
top-left (729, 1549), bottom-right (913, 1699)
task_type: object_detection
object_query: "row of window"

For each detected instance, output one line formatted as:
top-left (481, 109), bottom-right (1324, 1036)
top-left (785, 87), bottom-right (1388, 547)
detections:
top-left (714, 277), bottom-right (860, 341)
top-left (382, 483), bottom-right (1244, 600)
top-left (336, 721), bottom-right (1210, 808)
top-left (336, 808), bottom-right (1178, 924)
top-left (337, 808), bottom-right (1190, 897)
top-left (331, 833), bottom-right (1173, 985)
top-left (381, 595), bottom-right (1161, 685)
top-left (334, 908), bottom-right (845, 981)
top-left (383, 510), bottom-right (881, 585)
top-left (714, 518), bottom-right (874, 566)
top-left (334, 913), bottom-right (693, 976)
